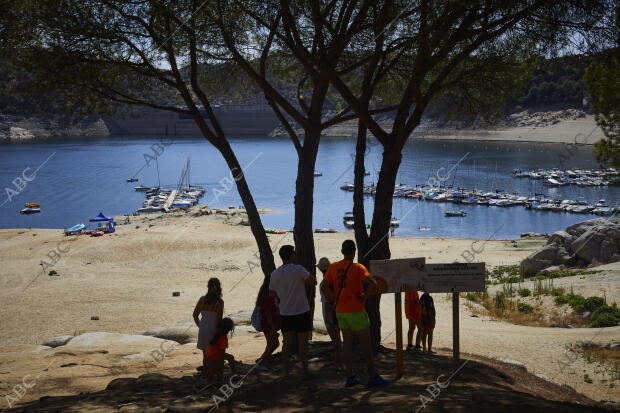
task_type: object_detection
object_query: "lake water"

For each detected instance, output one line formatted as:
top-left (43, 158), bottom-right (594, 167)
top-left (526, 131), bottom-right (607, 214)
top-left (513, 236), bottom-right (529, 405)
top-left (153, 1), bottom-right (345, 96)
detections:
top-left (0, 136), bottom-right (618, 239)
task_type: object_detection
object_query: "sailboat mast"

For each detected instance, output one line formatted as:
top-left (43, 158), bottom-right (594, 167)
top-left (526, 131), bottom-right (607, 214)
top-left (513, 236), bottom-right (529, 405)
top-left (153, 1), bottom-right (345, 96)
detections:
top-left (156, 157), bottom-right (161, 189)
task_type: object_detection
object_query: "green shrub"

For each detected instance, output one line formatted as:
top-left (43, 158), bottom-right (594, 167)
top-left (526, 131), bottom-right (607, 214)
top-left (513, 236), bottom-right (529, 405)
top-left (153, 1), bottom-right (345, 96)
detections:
top-left (535, 274), bottom-right (547, 280)
top-left (568, 294), bottom-right (586, 312)
top-left (466, 292), bottom-right (478, 302)
top-left (48, 270), bottom-right (57, 275)
top-left (584, 374), bottom-right (593, 384)
top-left (590, 314), bottom-right (620, 328)
top-left (517, 302), bottom-right (534, 313)
top-left (518, 288), bottom-right (531, 297)
top-left (584, 296), bottom-right (606, 312)
top-left (592, 303), bottom-right (620, 319)
top-left (554, 294), bottom-right (569, 305)
top-left (550, 287), bottom-right (565, 297)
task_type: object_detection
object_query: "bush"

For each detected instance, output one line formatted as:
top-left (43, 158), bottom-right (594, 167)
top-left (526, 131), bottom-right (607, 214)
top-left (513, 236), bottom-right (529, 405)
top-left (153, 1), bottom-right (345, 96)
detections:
top-left (517, 302), bottom-right (534, 313)
top-left (466, 292), bottom-right (478, 302)
top-left (518, 288), bottom-right (531, 297)
top-left (584, 374), bottom-right (593, 384)
top-left (550, 287), bottom-right (565, 297)
top-left (555, 294), bottom-right (569, 305)
top-left (592, 303), bottom-right (620, 320)
top-left (590, 314), bottom-right (620, 328)
top-left (568, 294), bottom-right (586, 312)
top-left (584, 296), bottom-right (606, 313)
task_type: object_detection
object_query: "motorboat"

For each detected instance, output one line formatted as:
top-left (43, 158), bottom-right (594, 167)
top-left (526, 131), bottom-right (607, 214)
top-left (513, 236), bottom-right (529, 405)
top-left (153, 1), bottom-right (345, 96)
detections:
top-left (314, 171), bottom-right (323, 177)
top-left (390, 217), bottom-right (400, 228)
top-left (135, 185), bottom-right (151, 191)
top-left (25, 203), bottom-right (40, 208)
top-left (126, 178), bottom-right (138, 182)
top-left (64, 223), bottom-right (85, 236)
top-left (595, 199), bottom-right (608, 207)
top-left (445, 210), bottom-right (466, 217)
top-left (343, 212), bottom-right (355, 229)
top-left (20, 207), bottom-right (40, 214)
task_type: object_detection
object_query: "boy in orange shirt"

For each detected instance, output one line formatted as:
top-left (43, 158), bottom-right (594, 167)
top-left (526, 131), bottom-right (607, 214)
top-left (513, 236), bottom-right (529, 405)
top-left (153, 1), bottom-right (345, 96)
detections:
top-left (322, 240), bottom-right (390, 388)
top-left (404, 290), bottom-right (423, 352)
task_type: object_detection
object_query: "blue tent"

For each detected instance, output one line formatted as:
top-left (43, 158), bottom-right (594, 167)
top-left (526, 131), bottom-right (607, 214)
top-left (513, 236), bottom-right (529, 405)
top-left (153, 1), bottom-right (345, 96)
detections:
top-left (89, 212), bottom-right (115, 233)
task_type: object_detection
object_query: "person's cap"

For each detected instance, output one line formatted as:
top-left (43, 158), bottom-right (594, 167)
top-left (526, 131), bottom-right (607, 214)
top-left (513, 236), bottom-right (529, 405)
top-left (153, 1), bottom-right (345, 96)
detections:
top-left (316, 257), bottom-right (330, 271)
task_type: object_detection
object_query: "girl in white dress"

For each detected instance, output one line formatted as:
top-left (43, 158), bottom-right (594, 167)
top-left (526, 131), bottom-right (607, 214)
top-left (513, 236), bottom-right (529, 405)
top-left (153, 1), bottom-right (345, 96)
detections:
top-left (193, 278), bottom-right (224, 375)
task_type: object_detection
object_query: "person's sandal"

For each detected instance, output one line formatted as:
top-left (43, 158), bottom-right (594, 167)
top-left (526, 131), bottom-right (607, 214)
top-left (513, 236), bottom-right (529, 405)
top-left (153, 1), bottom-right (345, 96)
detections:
top-left (345, 375), bottom-right (361, 387)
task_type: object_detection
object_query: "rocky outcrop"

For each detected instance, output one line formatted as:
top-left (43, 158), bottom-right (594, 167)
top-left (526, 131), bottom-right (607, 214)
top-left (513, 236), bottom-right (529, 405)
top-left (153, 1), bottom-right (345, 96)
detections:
top-left (521, 217), bottom-right (620, 276)
top-left (0, 114), bottom-right (110, 141)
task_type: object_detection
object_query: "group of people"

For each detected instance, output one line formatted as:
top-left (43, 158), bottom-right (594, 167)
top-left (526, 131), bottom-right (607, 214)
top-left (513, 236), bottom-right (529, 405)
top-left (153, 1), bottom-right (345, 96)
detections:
top-left (193, 239), bottom-right (436, 388)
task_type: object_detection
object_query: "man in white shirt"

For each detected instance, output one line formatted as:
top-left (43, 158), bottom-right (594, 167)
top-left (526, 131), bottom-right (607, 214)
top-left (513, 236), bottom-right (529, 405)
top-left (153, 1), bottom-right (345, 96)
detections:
top-left (269, 245), bottom-right (317, 379)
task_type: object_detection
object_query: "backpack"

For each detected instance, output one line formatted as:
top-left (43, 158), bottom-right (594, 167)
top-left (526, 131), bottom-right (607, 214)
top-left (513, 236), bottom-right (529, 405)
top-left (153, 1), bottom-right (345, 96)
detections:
top-left (251, 305), bottom-right (262, 332)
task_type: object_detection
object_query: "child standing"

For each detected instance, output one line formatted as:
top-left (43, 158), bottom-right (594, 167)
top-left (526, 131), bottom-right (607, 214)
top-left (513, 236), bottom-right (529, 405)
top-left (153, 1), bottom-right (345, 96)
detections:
top-left (256, 275), bottom-right (281, 369)
top-left (204, 317), bottom-right (237, 384)
top-left (404, 290), bottom-right (423, 352)
top-left (420, 292), bottom-right (436, 354)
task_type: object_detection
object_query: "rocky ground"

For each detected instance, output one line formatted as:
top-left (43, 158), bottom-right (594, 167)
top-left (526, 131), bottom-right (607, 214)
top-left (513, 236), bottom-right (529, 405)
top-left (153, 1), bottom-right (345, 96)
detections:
top-left (521, 217), bottom-right (620, 276)
top-left (0, 114), bottom-right (109, 141)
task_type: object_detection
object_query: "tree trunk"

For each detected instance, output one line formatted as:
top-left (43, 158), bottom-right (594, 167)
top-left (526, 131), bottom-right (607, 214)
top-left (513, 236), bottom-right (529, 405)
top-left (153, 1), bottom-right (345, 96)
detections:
top-left (353, 121), bottom-right (371, 261)
top-left (365, 143), bottom-right (402, 351)
top-left (218, 141), bottom-right (276, 277)
top-left (294, 128), bottom-right (320, 330)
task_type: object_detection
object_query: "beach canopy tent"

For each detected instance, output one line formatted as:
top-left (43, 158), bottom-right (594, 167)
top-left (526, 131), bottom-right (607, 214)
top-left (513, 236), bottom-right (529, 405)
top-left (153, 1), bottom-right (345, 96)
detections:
top-left (89, 212), bottom-right (115, 233)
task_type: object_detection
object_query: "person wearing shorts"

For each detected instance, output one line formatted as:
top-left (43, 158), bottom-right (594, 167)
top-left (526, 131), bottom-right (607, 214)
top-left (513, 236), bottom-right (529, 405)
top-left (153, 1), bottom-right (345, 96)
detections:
top-left (269, 245), bottom-right (316, 379)
top-left (322, 240), bottom-right (389, 388)
top-left (405, 290), bottom-right (423, 352)
top-left (317, 257), bottom-right (342, 369)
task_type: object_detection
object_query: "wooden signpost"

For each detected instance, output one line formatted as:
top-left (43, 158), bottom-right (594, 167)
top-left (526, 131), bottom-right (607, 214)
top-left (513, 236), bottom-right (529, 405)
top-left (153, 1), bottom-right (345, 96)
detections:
top-left (370, 259), bottom-right (485, 376)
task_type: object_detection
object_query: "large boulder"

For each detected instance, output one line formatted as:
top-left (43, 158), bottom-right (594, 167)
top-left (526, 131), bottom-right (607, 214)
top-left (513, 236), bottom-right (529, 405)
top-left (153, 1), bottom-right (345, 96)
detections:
top-left (571, 225), bottom-right (619, 264)
top-left (565, 218), bottom-right (617, 238)
top-left (547, 231), bottom-right (575, 250)
top-left (139, 325), bottom-right (198, 344)
top-left (521, 245), bottom-right (574, 276)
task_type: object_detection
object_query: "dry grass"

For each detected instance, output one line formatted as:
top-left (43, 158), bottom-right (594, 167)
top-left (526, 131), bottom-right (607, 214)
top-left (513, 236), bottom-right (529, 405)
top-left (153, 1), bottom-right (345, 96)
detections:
top-left (464, 292), bottom-right (589, 328)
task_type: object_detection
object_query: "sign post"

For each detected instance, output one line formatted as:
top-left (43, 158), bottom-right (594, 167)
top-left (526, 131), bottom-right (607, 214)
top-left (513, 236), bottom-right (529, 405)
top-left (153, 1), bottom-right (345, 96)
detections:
top-left (452, 291), bottom-right (460, 363)
top-left (394, 291), bottom-right (404, 376)
top-left (370, 259), bottom-right (485, 369)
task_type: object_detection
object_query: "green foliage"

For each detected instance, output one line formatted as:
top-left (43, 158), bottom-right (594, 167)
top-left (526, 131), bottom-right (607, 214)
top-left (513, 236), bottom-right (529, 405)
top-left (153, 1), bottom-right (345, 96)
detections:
top-left (584, 296), bottom-right (606, 312)
top-left (518, 288), bottom-right (531, 297)
top-left (555, 294), bottom-right (570, 305)
top-left (466, 292), bottom-right (478, 302)
top-left (551, 287), bottom-right (566, 297)
top-left (517, 302), bottom-right (534, 313)
top-left (513, 55), bottom-right (591, 110)
top-left (592, 303), bottom-right (620, 319)
top-left (568, 294), bottom-right (586, 312)
top-left (590, 314), bottom-right (620, 328)
top-left (585, 53), bottom-right (620, 167)
top-left (584, 374), bottom-right (593, 384)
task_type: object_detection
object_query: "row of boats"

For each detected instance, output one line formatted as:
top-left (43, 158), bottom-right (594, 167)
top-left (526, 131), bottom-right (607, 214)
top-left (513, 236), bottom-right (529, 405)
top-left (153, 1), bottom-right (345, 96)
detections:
top-left (512, 167), bottom-right (618, 187)
top-left (339, 184), bottom-right (617, 216)
top-left (136, 186), bottom-right (206, 213)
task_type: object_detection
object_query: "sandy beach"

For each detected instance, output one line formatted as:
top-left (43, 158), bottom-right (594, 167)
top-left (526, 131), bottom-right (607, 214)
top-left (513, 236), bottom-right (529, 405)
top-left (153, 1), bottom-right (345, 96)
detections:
top-left (0, 209), bottom-right (618, 409)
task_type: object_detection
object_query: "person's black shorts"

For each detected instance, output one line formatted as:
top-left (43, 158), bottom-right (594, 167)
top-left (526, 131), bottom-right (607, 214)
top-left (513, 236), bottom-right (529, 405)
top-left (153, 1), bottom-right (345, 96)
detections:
top-left (281, 311), bottom-right (312, 333)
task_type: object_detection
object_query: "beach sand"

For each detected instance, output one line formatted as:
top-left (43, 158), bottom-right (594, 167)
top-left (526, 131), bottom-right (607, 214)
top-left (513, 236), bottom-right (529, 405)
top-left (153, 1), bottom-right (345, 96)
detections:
top-left (0, 210), bottom-right (618, 407)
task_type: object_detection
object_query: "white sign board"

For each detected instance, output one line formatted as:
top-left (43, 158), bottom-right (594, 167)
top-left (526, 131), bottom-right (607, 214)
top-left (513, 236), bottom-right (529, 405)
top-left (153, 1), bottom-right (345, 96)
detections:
top-left (370, 258), bottom-right (425, 293)
top-left (370, 260), bottom-right (485, 293)
top-left (422, 263), bottom-right (486, 293)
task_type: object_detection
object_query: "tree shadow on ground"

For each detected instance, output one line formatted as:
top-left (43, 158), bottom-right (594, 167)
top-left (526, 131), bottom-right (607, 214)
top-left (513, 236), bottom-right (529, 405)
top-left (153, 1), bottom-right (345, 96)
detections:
top-left (10, 343), bottom-right (615, 412)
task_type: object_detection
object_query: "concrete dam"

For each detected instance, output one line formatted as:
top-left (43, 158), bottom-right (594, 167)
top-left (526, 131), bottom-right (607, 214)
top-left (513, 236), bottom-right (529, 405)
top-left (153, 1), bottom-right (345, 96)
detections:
top-left (104, 104), bottom-right (282, 137)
